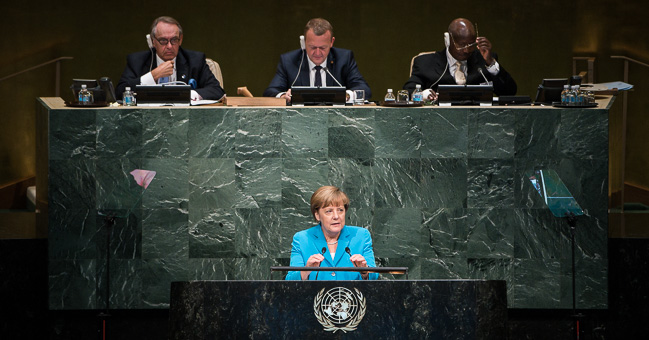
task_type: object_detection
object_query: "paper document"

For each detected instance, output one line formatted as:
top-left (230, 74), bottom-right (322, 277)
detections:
top-left (191, 100), bottom-right (220, 106)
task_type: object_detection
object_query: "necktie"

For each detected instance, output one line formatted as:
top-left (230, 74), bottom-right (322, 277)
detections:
top-left (314, 66), bottom-right (323, 87)
top-left (454, 61), bottom-right (466, 85)
top-left (159, 76), bottom-right (169, 84)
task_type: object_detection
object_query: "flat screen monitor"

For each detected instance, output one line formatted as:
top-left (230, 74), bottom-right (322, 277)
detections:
top-left (533, 78), bottom-right (568, 104)
top-left (437, 84), bottom-right (493, 106)
top-left (135, 84), bottom-right (191, 106)
top-left (290, 86), bottom-right (346, 106)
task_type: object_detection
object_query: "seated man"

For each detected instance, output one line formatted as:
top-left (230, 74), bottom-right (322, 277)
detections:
top-left (263, 18), bottom-right (371, 103)
top-left (404, 18), bottom-right (516, 99)
top-left (116, 16), bottom-right (225, 101)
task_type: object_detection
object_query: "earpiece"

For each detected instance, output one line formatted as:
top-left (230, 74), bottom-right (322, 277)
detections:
top-left (444, 32), bottom-right (450, 48)
top-left (299, 35), bottom-right (305, 50)
top-left (146, 34), bottom-right (154, 49)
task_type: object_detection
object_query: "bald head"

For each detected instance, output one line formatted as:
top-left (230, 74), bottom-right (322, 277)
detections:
top-left (448, 18), bottom-right (477, 61)
top-left (448, 18), bottom-right (476, 41)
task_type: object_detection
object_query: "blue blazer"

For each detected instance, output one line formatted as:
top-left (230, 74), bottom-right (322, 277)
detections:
top-left (286, 225), bottom-right (379, 280)
top-left (116, 47), bottom-right (225, 100)
top-left (263, 47), bottom-right (372, 99)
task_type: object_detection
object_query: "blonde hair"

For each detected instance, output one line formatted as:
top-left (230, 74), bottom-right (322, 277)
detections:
top-left (310, 186), bottom-right (349, 221)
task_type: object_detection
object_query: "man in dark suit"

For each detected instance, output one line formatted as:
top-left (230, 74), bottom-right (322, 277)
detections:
top-left (116, 16), bottom-right (225, 101)
top-left (263, 18), bottom-right (371, 102)
top-left (404, 18), bottom-right (516, 99)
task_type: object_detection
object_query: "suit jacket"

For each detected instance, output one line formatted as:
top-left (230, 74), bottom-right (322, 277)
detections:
top-left (263, 47), bottom-right (372, 99)
top-left (286, 225), bottom-right (379, 280)
top-left (116, 47), bottom-right (225, 100)
top-left (404, 49), bottom-right (517, 96)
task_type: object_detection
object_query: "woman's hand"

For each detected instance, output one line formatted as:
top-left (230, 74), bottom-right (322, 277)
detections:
top-left (350, 254), bottom-right (369, 279)
top-left (301, 253), bottom-right (325, 280)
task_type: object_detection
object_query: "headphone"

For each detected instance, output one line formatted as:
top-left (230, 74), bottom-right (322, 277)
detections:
top-left (444, 32), bottom-right (450, 48)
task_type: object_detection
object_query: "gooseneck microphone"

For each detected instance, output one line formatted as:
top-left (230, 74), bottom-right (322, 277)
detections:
top-left (323, 67), bottom-right (343, 87)
top-left (478, 67), bottom-right (490, 84)
top-left (345, 247), bottom-right (352, 257)
top-left (315, 247), bottom-right (327, 280)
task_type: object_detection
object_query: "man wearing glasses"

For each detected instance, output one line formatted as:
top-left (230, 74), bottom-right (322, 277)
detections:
top-left (116, 16), bottom-right (225, 101)
top-left (404, 18), bottom-right (516, 99)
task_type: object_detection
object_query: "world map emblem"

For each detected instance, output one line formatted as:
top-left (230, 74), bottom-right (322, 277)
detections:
top-left (313, 287), bottom-right (366, 333)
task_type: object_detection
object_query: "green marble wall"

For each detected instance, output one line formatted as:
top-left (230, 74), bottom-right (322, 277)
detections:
top-left (45, 103), bottom-right (608, 310)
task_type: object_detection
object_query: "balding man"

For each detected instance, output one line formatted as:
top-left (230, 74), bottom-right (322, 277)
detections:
top-left (116, 16), bottom-right (225, 101)
top-left (404, 18), bottom-right (516, 99)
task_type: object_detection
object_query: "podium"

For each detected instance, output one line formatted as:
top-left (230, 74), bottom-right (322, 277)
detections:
top-left (168, 280), bottom-right (506, 339)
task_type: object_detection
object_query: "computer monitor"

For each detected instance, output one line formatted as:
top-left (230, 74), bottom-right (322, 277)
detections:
top-left (135, 84), bottom-right (191, 106)
top-left (534, 78), bottom-right (567, 104)
top-left (290, 86), bottom-right (346, 106)
top-left (437, 84), bottom-right (493, 106)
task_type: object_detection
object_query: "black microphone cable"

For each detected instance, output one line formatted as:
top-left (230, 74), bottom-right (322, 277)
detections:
top-left (314, 247), bottom-right (326, 280)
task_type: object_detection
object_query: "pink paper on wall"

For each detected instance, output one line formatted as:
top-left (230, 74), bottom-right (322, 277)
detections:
top-left (130, 169), bottom-right (156, 189)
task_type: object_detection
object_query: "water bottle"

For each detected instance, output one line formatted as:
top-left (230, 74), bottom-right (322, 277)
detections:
top-left (412, 84), bottom-right (423, 103)
top-left (384, 89), bottom-right (396, 102)
top-left (123, 87), bottom-right (136, 106)
top-left (560, 85), bottom-right (570, 104)
top-left (567, 85), bottom-right (577, 106)
top-left (77, 84), bottom-right (93, 105)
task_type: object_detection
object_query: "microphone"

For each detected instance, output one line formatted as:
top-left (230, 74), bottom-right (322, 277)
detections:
top-left (345, 247), bottom-right (352, 257)
top-left (315, 247), bottom-right (327, 280)
top-left (478, 67), bottom-right (490, 84)
top-left (323, 67), bottom-right (343, 87)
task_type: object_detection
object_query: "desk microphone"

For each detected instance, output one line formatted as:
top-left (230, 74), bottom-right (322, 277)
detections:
top-left (478, 68), bottom-right (490, 84)
top-left (315, 247), bottom-right (327, 280)
top-left (323, 67), bottom-right (343, 87)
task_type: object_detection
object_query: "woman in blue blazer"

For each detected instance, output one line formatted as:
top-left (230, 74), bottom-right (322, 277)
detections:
top-left (286, 186), bottom-right (379, 280)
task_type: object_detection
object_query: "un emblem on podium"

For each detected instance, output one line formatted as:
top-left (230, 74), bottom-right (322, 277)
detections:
top-left (313, 287), bottom-right (366, 333)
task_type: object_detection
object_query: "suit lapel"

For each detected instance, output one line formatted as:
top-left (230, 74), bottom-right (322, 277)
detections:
top-left (176, 49), bottom-right (189, 83)
top-left (332, 226), bottom-right (350, 266)
top-left (297, 53), bottom-right (310, 87)
top-left (310, 226), bottom-right (330, 266)
top-left (438, 49), bottom-right (456, 85)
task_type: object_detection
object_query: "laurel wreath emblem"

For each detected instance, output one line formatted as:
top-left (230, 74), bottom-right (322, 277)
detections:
top-left (313, 287), bottom-right (366, 333)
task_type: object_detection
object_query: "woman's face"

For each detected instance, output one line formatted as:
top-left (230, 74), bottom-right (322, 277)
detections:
top-left (315, 204), bottom-right (346, 237)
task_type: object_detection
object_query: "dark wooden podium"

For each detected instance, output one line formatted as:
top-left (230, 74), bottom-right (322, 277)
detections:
top-left (168, 280), bottom-right (506, 339)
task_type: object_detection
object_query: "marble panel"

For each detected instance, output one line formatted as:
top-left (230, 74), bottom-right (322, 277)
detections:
top-left (420, 108), bottom-right (468, 158)
top-left (374, 108), bottom-right (421, 158)
top-left (373, 158), bottom-right (422, 208)
top-left (141, 108), bottom-right (189, 158)
top-left (96, 108), bottom-right (142, 158)
top-left (468, 108), bottom-right (515, 158)
top-left (188, 208), bottom-right (235, 258)
top-left (189, 108), bottom-right (237, 158)
top-left (49, 109), bottom-right (96, 160)
top-left (281, 108), bottom-right (328, 158)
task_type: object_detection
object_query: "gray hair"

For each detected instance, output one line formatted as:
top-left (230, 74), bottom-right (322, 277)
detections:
top-left (151, 16), bottom-right (183, 38)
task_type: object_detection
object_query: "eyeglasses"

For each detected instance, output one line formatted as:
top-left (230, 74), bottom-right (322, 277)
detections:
top-left (154, 37), bottom-right (181, 46)
top-left (450, 23), bottom-right (479, 51)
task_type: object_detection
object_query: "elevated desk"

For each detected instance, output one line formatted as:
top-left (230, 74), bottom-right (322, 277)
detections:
top-left (37, 97), bottom-right (612, 310)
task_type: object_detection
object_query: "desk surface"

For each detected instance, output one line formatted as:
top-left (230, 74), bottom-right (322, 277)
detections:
top-left (40, 95), bottom-right (616, 110)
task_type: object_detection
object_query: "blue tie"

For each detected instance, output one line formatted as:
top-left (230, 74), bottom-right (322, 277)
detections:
top-left (159, 76), bottom-right (169, 84)
top-left (314, 66), bottom-right (322, 87)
